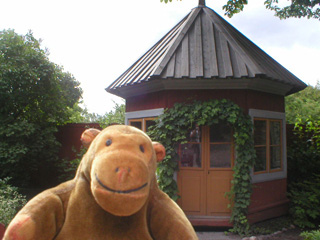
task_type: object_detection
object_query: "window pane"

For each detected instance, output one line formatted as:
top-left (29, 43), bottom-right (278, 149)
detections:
top-left (254, 147), bottom-right (267, 172)
top-left (270, 121), bottom-right (281, 145)
top-left (145, 119), bottom-right (156, 132)
top-left (210, 123), bottom-right (232, 142)
top-left (210, 144), bottom-right (231, 168)
top-left (130, 121), bottom-right (142, 130)
top-left (188, 124), bottom-right (201, 143)
top-left (179, 143), bottom-right (202, 168)
top-left (270, 146), bottom-right (281, 169)
top-left (254, 120), bottom-right (266, 145)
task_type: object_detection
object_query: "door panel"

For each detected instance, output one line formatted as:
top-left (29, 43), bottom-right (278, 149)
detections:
top-left (206, 171), bottom-right (233, 215)
top-left (178, 170), bottom-right (206, 215)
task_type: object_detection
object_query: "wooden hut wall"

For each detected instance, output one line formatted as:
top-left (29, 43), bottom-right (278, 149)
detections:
top-left (126, 89), bottom-right (285, 113)
top-left (125, 89), bottom-right (287, 225)
top-left (249, 178), bottom-right (288, 223)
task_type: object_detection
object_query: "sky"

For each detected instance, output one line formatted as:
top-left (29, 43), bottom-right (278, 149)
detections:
top-left (1, 0), bottom-right (320, 114)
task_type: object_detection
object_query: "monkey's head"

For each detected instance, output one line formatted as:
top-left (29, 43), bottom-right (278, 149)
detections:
top-left (79, 125), bottom-right (165, 216)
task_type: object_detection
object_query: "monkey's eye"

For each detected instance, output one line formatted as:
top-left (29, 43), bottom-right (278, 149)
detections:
top-left (139, 145), bottom-right (145, 153)
top-left (106, 139), bottom-right (112, 146)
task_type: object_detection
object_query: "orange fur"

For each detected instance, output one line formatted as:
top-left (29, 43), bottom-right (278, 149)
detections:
top-left (4, 125), bottom-right (197, 240)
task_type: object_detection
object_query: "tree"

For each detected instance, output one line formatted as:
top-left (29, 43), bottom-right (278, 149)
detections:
top-left (0, 29), bottom-right (82, 187)
top-left (264, 0), bottom-right (320, 20)
top-left (79, 101), bottom-right (125, 127)
top-left (161, 0), bottom-right (320, 20)
top-left (58, 101), bottom-right (125, 182)
top-left (286, 118), bottom-right (320, 228)
top-left (285, 82), bottom-right (320, 123)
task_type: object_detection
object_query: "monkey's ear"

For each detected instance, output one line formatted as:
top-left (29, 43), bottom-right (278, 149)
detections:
top-left (80, 128), bottom-right (101, 148)
top-left (152, 142), bottom-right (166, 162)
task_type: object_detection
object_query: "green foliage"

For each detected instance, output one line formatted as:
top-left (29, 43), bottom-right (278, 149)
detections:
top-left (58, 101), bottom-right (125, 182)
top-left (288, 175), bottom-right (320, 228)
top-left (301, 227), bottom-right (320, 240)
top-left (57, 146), bottom-right (87, 182)
top-left (66, 103), bottom-right (89, 123)
top-left (265, 0), bottom-right (320, 20)
top-left (287, 118), bottom-right (320, 229)
top-left (223, 0), bottom-right (248, 17)
top-left (0, 178), bottom-right (27, 226)
top-left (286, 83), bottom-right (320, 124)
top-left (161, 0), bottom-right (320, 20)
top-left (75, 101), bottom-right (125, 127)
top-left (287, 118), bottom-right (320, 185)
top-left (0, 29), bottom-right (82, 187)
top-left (149, 99), bottom-right (256, 235)
top-left (160, 0), bottom-right (180, 3)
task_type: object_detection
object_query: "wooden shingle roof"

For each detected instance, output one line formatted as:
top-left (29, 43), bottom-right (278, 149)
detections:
top-left (106, 2), bottom-right (307, 98)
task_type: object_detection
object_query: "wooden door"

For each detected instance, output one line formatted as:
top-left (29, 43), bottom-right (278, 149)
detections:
top-left (177, 123), bottom-right (234, 216)
top-left (177, 124), bottom-right (206, 215)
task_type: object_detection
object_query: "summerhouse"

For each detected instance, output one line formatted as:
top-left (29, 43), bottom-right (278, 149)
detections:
top-left (106, 0), bottom-right (307, 226)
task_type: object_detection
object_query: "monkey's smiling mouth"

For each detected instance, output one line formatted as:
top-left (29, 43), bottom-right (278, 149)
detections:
top-left (95, 174), bottom-right (148, 194)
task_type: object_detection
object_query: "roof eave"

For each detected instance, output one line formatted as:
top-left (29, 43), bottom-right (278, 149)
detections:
top-left (106, 77), bottom-right (298, 99)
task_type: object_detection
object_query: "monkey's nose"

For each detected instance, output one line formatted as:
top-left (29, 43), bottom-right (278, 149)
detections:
top-left (115, 167), bottom-right (131, 183)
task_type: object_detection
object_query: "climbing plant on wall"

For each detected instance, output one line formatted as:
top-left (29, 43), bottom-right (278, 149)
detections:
top-left (149, 99), bottom-right (256, 235)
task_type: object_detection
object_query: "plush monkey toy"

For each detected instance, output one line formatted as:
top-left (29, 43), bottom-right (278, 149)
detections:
top-left (4, 125), bottom-right (198, 240)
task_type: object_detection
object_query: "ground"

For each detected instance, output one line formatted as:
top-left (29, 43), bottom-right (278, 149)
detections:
top-left (261, 228), bottom-right (303, 240)
top-left (195, 216), bottom-right (304, 240)
top-left (196, 228), bottom-right (303, 240)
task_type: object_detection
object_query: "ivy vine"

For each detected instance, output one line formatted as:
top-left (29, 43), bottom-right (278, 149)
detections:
top-left (149, 99), bottom-right (256, 236)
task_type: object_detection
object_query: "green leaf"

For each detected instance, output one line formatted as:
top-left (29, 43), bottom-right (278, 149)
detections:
top-left (152, 99), bottom-right (255, 234)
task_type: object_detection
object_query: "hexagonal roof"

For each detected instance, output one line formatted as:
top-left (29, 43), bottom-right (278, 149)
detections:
top-left (106, 1), bottom-right (307, 98)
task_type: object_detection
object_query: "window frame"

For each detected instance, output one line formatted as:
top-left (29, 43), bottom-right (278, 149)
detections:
top-left (128, 119), bottom-right (143, 131)
top-left (253, 118), bottom-right (283, 174)
top-left (128, 117), bottom-right (157, 132)
top-left (144, 118), bottom-right (157, 133)
top-left (126, 108), bottom-right (164, 133)
top-left (249, 109), bottom-right (287, 183)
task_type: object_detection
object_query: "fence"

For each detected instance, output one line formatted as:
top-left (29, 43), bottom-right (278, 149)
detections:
top-left (56, 123), bottom-right (102, 162)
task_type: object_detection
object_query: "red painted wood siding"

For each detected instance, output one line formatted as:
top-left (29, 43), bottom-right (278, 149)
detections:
top-left (126, 90), bottom-right (284, 113)
top-left (248, 178), bottom-right (289, 223)
top-left (250, 178), bottom-right (287, 210)
top-left (0, 223), bottom-right (5, 239)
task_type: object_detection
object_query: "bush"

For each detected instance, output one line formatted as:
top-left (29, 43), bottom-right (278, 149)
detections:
top-left (0, 178), bottom-right (27, 226)
top-left (301, 227), bottom-right (320, 240)
top-left (57, 146), bottom-right (86, 182)
top-left (287, 118), bottom-right (320, 185)
top-left (287, 118), bottom-right (320, 229)
top-left (288, 174), bottom-right (320, 228)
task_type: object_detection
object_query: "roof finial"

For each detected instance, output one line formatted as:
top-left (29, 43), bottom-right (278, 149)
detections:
top-left (199, 0), bottom-right (205, 6)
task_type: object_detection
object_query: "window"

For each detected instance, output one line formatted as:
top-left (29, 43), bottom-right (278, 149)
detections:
top-left (179, 124), bottom-right (202, 168)
top-left (254, 118), bottom-right (282, 173)
top-left (177, 123), bottom-right (234, 169)
top-left (128, 118), bottom-right (156, 133)
top-left (209, 123), bottom-right (233, 168)
top-left (144, 118), bottom-right (156, 132)
top-left (129, 119), bottom-right (143, 130)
